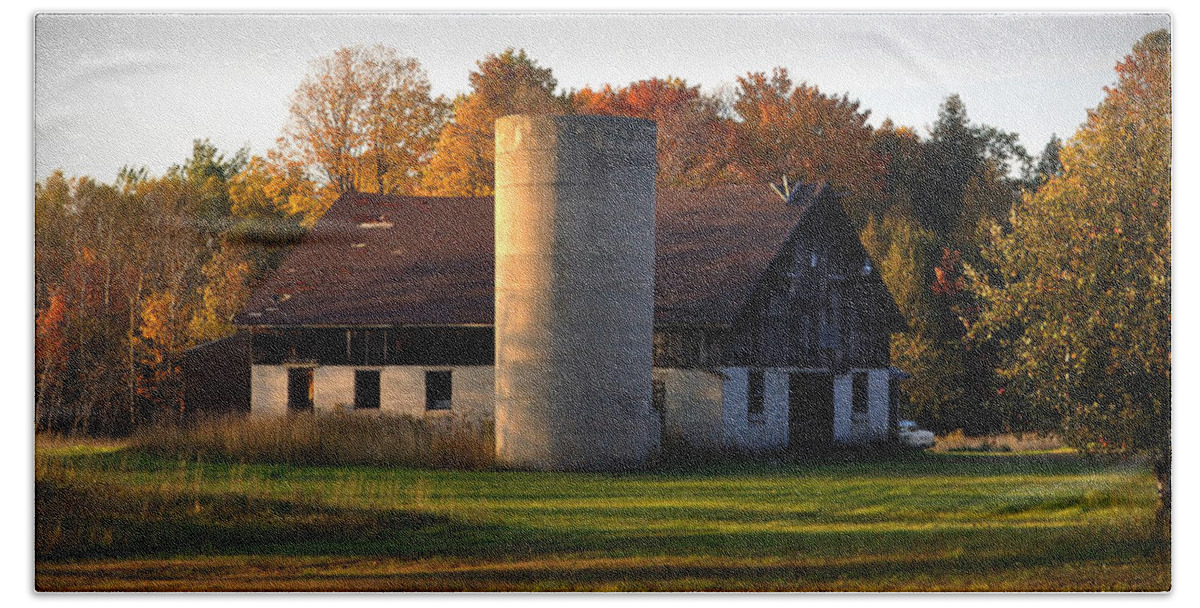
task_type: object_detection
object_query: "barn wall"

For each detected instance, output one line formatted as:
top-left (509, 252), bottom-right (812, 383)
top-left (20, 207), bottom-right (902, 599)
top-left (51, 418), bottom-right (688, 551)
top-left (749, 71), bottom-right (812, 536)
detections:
top-left (833, 368), bottom-right (893, 444)
top-left (729, 195), bottom-right (897, 372)
top-left (720, 367), bottom-right (789, 453)
top-left (379, 366), bottom-right (495, 422)
top-left (250, 365), bottom-right (288, 416)
top-left (449, 366), bottom-right (496, 423)
top-left (183, 333), bottom-right (251, 417)
top-left (248, 364), bottom-right (497, 422)
top-left (657, 367), bottom-right (724, 451)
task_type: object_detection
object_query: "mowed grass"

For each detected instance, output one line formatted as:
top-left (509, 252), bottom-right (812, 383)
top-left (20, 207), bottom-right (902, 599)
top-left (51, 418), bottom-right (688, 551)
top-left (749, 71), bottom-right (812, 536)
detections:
top-left (35, 443), bottom-right (1169, 591)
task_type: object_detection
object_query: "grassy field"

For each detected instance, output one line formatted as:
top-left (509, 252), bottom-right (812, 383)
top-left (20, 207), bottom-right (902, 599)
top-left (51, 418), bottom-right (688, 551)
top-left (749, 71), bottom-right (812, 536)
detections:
top-left (35, 441), bottom-right (1169, 591)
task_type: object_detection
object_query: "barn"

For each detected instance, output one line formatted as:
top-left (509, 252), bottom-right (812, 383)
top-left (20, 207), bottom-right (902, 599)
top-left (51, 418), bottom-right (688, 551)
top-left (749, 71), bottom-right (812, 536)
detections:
top-left (205, 114), bottom-right (908, 469)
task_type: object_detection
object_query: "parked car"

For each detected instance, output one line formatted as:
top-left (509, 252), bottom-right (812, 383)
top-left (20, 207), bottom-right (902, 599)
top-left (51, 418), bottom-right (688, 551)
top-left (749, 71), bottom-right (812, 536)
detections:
top-left (897, 420), bottom-right (935, 449)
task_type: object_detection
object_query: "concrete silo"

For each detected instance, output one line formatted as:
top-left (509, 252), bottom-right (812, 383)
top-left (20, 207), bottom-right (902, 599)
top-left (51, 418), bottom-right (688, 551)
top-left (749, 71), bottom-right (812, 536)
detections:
top-left (493, 114), bottom-right (658, 470)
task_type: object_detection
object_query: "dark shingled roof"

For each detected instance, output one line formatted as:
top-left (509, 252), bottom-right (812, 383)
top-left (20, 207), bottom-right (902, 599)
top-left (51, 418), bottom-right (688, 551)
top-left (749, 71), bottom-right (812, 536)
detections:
top-left (234, 187), bottom-right (827, 327)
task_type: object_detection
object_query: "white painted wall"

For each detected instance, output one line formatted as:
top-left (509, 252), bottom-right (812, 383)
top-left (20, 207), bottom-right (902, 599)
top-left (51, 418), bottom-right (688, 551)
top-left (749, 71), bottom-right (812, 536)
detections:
top-left (657, 367), bottom-right (724, 451)
top-left (247, 363), bottom-right (895, 450)
top-left (720, 368), bottom-right (789, 453)
top-left (250, 365), bottom-right (288, 416)
top-left (380, 367), bottom-right (425, 417)
top-left (313, 366), bottom-right (355, 413)
top-left (450, 366), bottom-right (496, 423)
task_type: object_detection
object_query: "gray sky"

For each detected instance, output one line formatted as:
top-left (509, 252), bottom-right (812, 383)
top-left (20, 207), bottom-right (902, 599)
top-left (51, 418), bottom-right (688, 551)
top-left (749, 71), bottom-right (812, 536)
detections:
top-left (34, 12), bottom-right (1169, 183)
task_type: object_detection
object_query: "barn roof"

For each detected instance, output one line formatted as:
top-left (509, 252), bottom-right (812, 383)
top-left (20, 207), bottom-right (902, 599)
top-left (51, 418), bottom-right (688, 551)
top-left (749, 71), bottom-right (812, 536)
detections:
top-left (234, 187), bottom-right (889, 328)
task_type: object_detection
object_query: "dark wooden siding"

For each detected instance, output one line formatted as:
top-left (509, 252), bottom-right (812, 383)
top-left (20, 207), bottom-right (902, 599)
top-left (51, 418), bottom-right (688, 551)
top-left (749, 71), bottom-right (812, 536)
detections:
top-left (652, 326), bottom-right (731, 368)
top-left (729, 196), bottom-right (896, 371)
top-left (183, 333), bottom-right (251, 416)
top-left (250, 326), bottom-right (493, 366)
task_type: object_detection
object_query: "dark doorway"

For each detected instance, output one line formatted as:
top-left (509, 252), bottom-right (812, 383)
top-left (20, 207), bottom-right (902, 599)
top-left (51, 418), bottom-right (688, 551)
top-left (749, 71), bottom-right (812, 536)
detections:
top-left (287, 367), bottom-right (314, 412)
top-left (789, 372), bottom-right (834, 450)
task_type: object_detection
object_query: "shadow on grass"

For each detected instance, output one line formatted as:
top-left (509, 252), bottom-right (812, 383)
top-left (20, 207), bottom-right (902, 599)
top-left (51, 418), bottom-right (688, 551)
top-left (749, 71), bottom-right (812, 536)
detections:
top-left (37, 472), bottom-right (1166, 566)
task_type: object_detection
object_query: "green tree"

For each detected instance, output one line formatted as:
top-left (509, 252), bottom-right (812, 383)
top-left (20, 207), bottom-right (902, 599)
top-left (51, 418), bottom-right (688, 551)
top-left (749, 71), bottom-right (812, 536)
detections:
top-left (173, 139), bottom-right (248, 233)
top-left (918, 95), bottom-right (1029, 249)
top-left (34, 141), bottom-right (274, 432)
top-left (861, 206), bottom-right (957, 425)
top-left (966, 30), bottom-right (1171, 532)
top-left (422, 48), bottom-right (571, 196)
top-left (1028, 134), bottom-right (1064, 189)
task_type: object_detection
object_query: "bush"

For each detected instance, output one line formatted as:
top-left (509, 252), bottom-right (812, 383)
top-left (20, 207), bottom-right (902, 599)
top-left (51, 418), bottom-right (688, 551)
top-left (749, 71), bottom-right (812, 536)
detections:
top-left (131, 412), bottom-right (495, 469)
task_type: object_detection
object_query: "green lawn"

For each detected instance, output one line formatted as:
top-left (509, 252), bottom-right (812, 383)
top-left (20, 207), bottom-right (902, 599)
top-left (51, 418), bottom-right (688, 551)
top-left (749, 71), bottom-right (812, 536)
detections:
top-left (35, 444), bottom-right (1169, 591)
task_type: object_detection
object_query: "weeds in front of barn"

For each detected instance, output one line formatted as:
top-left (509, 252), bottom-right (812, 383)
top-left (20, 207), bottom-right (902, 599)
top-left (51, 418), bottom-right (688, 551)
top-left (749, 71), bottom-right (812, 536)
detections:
top-left (129, 412), bottom-right (495, 470)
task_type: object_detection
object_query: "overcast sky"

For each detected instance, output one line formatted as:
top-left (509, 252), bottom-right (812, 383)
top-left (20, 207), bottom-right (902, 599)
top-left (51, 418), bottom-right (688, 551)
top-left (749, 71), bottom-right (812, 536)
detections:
top-left (34, 12), bottom-right (1169, 183)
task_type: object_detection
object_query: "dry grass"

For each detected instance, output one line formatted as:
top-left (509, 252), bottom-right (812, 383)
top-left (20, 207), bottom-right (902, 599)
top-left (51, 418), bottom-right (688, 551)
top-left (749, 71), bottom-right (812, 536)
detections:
top-left (130, 412), bottom-right (495, 469)
top-left (933, 429), bottom-right (1067, 453)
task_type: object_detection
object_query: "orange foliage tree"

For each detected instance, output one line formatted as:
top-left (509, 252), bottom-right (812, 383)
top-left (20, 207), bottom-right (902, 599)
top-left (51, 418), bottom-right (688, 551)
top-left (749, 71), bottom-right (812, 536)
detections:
top-left (729, 68), bottom-right (884, 225)
top-left (422, 48), bottom-right (570, 196)
top-left (573, 77), bottom-right (735, 189)
top-left (285, 45), bottom-right (449, 196)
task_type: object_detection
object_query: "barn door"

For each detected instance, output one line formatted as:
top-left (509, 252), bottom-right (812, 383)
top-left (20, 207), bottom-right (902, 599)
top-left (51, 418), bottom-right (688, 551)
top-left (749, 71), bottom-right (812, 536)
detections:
top-left (788, 372), bottom-right (834, 450)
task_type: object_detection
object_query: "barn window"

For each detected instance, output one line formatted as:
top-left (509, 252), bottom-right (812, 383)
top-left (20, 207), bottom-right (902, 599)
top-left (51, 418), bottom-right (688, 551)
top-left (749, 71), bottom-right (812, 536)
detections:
top-left (747, 369), bottom-right (765, 423)
top-left (354, 370), bottom-right (381, 410)
top-left (287, 368), bottom-right (313, 413)
top-left (852, 372), bottom-right (869, 415)
top-left (425, 370), bottom-right (452, 411)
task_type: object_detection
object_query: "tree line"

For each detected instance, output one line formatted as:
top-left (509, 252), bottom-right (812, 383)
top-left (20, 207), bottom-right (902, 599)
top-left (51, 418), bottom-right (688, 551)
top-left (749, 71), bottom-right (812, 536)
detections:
top-left (35, 30), bottom-right (1169, 495)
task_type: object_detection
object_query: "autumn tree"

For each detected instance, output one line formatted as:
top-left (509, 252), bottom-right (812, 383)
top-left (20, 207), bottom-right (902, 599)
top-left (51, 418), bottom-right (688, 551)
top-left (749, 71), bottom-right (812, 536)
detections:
top-left (966, 30), bottom-right (1171, 532)
top-left (861, 208), bottom-right (954, 424)
top-left (573, 77), bottom-right (734, 188)
top-left (286, 45), bottom-right (449, 195)
top-left (34, 140), bottom-right (279, 432)
top-left (422, 48), bottom-right (571, 196)
top-left (729, 68), bottom-right (883, 226)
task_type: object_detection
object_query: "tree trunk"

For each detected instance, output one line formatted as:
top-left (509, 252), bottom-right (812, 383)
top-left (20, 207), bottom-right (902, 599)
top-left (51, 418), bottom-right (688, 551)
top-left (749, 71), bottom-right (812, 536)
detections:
top-left (1154, 448), bottom-right (1171, 540)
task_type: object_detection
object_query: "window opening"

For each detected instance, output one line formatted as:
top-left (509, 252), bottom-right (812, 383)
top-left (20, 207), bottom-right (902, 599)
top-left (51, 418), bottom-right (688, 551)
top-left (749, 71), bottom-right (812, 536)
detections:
top-left (747, 369), bottom-right (765, 423)
top-left (852, 372), bottom-right (869, 415)
top-left (425, 370), bottom-right (452, 411)
top-left (354, 370), bottom-right (381, 410)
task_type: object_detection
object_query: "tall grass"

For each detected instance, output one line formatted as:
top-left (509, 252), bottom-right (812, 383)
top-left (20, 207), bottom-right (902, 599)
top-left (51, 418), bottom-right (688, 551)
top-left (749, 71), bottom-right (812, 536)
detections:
top-left (130, 412), bottom-right (495, 469)
top-left (933, 429), bottom-right (1066, 453)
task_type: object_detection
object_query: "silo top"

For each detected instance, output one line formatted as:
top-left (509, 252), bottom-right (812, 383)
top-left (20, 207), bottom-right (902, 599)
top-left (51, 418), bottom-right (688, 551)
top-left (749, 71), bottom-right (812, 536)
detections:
top-left (494, 114), bottom-right (657, 161)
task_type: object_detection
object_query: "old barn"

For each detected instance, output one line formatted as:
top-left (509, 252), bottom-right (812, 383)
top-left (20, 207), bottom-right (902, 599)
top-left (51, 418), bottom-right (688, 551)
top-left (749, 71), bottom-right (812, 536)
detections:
top-left (195, 115), bottom-right (908, 469)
